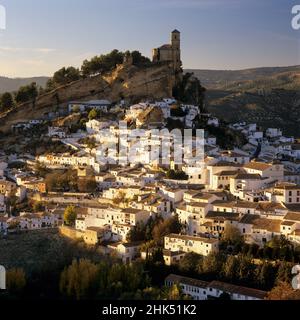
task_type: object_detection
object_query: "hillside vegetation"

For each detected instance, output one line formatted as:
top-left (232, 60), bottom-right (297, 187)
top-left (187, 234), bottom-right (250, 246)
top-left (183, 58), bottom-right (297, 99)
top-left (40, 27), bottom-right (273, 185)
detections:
top-left (186, 65), bottom-right (300, 90)
top-left (0, 50), bottom-right (176, 133)
top-left (187, 65), bottom-right (300, 136)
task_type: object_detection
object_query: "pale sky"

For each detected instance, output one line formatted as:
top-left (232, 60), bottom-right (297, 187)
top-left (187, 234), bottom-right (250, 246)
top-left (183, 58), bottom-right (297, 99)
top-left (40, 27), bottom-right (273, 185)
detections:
top-left (0, 0), bottom-right (299, 77)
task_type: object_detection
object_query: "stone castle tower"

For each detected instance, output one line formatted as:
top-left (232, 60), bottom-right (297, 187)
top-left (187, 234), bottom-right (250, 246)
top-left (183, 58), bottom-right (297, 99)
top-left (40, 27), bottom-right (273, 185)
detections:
top-left (152, 29), bottom-right (182, 73)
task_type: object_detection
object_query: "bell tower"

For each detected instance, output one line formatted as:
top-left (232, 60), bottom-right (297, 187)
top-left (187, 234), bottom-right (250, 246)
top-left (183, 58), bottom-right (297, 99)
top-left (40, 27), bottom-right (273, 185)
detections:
top-left (171, 29), bottom-right (181, 72)
top-left (171, 29), bottom-right (180, 50)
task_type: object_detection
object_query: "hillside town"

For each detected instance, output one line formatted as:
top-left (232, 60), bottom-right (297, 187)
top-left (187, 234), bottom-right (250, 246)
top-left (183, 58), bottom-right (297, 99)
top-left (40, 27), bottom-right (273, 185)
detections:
top-left (1, 90), bottom-right (300, 299)
top-left (1, 30), bottom-right (300, 301)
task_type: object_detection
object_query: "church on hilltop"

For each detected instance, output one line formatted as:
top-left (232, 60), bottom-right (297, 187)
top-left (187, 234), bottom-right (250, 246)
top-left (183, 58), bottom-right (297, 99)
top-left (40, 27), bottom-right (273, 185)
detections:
top-left (152, 29), bottom-right (182, 73)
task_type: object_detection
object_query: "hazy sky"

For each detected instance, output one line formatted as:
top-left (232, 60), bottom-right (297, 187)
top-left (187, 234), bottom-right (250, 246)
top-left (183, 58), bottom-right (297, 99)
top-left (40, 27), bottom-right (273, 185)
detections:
top-left (0, 0), bottom-right (299, 77)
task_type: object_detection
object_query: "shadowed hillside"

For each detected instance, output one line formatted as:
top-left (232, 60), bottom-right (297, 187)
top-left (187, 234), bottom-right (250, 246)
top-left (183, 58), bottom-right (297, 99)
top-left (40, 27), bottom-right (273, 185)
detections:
top-left (186, 66), bottom-right (300, 136)
top-left (185, 65), bottom-right (300, 90)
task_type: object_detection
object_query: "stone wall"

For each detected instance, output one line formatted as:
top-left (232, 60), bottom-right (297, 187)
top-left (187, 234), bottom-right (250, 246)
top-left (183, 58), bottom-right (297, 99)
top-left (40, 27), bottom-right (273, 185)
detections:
top-left (59, 225), bottom-right (84, 240)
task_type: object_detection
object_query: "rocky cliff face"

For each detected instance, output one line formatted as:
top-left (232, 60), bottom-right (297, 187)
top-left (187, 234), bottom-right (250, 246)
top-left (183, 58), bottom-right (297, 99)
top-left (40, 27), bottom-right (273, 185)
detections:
top-left (0, 62), bottom-right (176, 132)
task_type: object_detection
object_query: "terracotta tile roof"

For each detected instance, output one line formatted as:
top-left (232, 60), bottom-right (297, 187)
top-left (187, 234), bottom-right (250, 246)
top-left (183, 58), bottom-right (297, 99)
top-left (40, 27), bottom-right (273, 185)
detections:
top-left (239, 214), bottom-right (261, 224)
top-left (234, 173), bottom-right (262, 179)
top-left (257, 202), bottom-right (287, 212)
top-left (208, 281), bottom-right (267, 299)
top-left (252, 218), bottom-right (281, 232)
top-left (212, 200), bottom-right (236, 208)
top-left (162, 249), bottom-right (186, 257)
top-left (284, 211), bottom-right (300, 222)
top-left (165, 274), bottom-right (267, 299)
top-left (211, 161), bottom-right (241, 167)
top-left (165, 274), bottom-right (209, 289)
top-left (244, 162), bottom-right (272, 171)
top-left (205, 211), bottom-right (240, 221)
top-left (275, 183), bottom-right (300, 190)
top-left (166, 233), bottom-right (218, 244)
top-left (166, 274), bottom-right (209, 289)
top-left (188, 202), bottom-right (208, 208)
top-left (214, 170), bottom-right (239, 177)
top-left (281, 220), bottom-right (295, 226)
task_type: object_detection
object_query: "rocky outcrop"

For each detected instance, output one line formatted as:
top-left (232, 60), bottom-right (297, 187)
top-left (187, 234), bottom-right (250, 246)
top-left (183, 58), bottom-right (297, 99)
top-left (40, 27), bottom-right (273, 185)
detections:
top-left (0, 62), bottom-right (176, 133)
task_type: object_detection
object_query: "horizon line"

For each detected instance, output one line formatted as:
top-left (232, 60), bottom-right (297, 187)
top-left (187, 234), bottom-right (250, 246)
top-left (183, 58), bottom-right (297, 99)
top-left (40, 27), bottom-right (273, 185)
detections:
top-left (1, 64), bottom-right (299, 79)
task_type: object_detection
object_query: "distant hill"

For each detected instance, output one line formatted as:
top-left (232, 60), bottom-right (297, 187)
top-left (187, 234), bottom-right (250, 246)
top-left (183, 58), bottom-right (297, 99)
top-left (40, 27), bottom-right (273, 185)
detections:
top-left (185, 66), bottom-right (300, 136)
top-left (185, 65), bottom-right (300, 90)
top-left (0, 76), bottom-right (49, 94)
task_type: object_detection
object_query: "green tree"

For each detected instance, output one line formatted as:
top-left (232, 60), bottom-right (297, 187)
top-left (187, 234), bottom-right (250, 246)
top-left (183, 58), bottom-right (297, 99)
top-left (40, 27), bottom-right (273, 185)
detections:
top-left (178, 252), bottom-right (202, 273)
top-left (81, 50), bottom-right (125, 77)
top-left (267, 281), bottom-right (297, 300)
top-left (0, 92), bottom-right (14, 111)
top-left (276, 261), bottom-right (292, 284)
top-left (237, 254), bottom-right (254, 284)
top-left (199, 252), bottom-right (225, 276)
top-left (52, 66), bottom-right (80, 86)
top-left (45, 78), bottom-right (55, 91)
top-left (88, 108), bottom-right (98, 120)
top-left (126, 221), bottom-right (146, 242)
top-left (59, 259), bottom-right (99, 299)
top-left (161, 284), bottom-right (187, 300)
top-left (6, 268), bottom-right (26, 295)
top-left (166, 169), bottom-right (188, 180)
top-left (151, 247), bottom-right (165, 264)
top-left (130, 50), bottom-right (151, 65)
top-left (64, 205), bottom-right (77, 226)
top-left (222, 255), bottom-right (239, 282)
top-left (77, 178), bottom-right (97, 193)
top-left (257, 262), bottom-right (276, 290)
top-left (152, 215), bottom-right (182, 244)
top-left (221, 225), bottom-right (243, 245)
top-left (15, 82), bottom-right (38, 104)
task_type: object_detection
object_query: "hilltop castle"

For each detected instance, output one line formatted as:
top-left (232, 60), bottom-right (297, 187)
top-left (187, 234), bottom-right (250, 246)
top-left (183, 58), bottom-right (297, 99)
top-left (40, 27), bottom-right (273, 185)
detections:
top-left (152, 29), bottom-right (182, 73)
